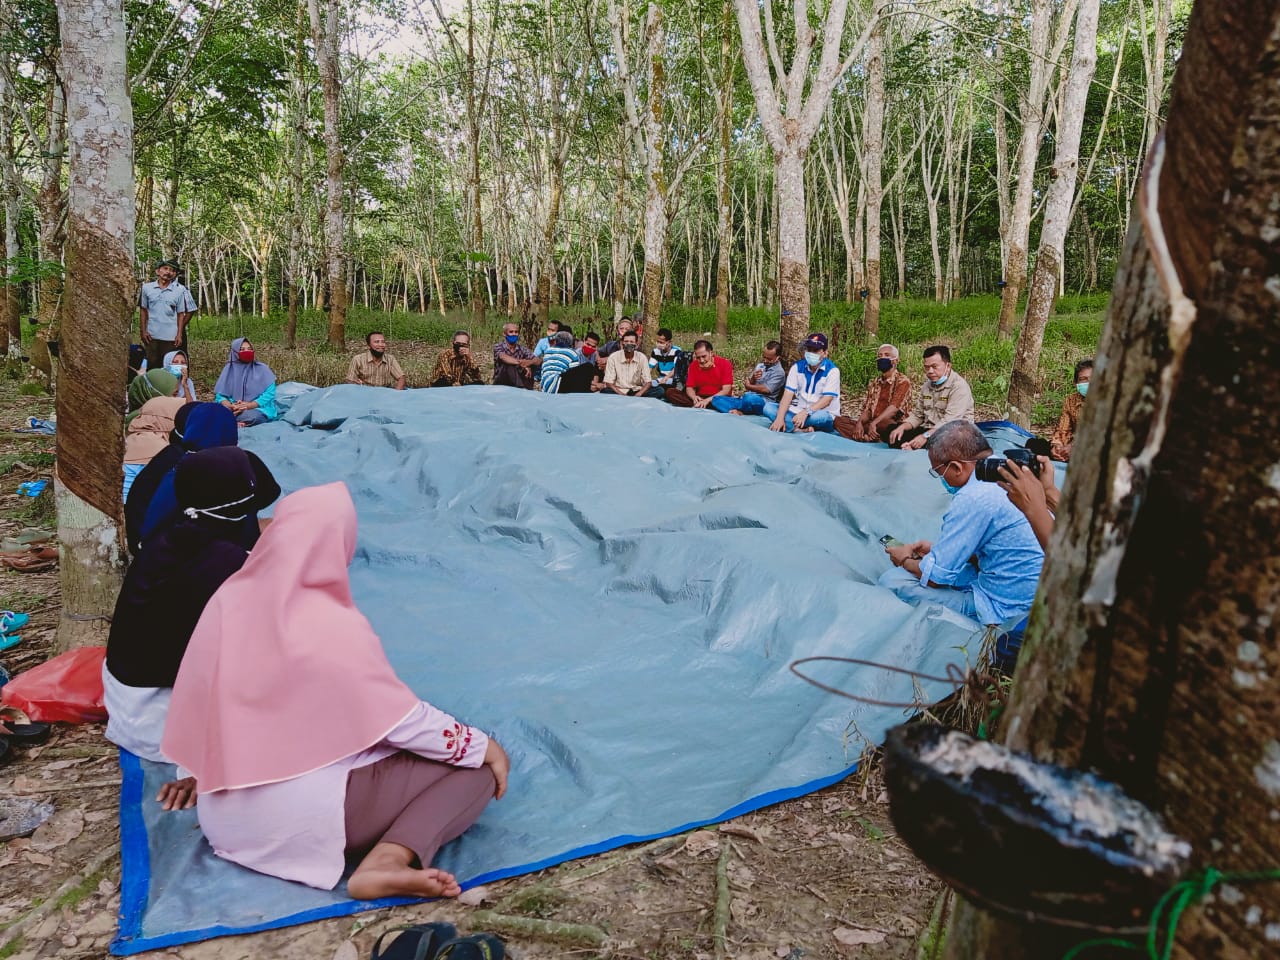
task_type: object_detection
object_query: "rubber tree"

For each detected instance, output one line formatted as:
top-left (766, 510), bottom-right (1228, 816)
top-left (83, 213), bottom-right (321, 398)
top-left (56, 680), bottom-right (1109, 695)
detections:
top-left (733, 0), bottom-right (883, 357)
top-left (307, 0), bottom-right (347, 347)
top-left (53, 0), bottom-right (134, 651)
top-left (945, 1), bottom-right (1280, 955)
top-left (1006, 0), bottom-right (1100, 426)
top-left (862, 14), bottom-right (886, 334)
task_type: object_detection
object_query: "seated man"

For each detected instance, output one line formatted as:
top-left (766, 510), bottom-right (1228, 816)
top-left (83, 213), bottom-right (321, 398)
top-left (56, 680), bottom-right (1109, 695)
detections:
top-left (834, 343), bottom-right (913, 442)
top-left (1050, 358), bottom-right (1092, 461)
top-left (602, 331), bottom-right (661, 396)
top-left (667, 340), bottom-right (733, 408)
top-left (430, 330), bottom-right (484, 387)
top-left (540, 330), bottom-right (582, 394)
top-left (710, 340), bottom-right (785, 414)
top-left (600, 317), bottom-right (635, 359)
top-left (533, 319), bottom-right (562, 360)
top-left (493, 323), bottom-right (538, 389)
top-left (648, 328), bottom-right (684, 391)
top-left (557, 331), bottom-right (603, 394)
top-left (346, 332), bottom-right (406, 390)
top-left (879, 421), bottom-right (1044, 627)
top-left (887, 344), bottom-right (974, 450)
top-left (760, 333), bottom-right (841, 432)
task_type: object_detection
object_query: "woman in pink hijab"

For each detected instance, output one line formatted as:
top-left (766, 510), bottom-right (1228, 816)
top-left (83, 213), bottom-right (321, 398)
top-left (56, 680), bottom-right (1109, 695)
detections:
top-left (161, 482), bottom-right (510, 899)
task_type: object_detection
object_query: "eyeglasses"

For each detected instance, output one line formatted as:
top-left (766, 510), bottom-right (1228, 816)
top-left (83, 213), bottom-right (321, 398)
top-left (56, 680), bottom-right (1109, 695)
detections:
top-left (928, 459), bottom-right (974, 478)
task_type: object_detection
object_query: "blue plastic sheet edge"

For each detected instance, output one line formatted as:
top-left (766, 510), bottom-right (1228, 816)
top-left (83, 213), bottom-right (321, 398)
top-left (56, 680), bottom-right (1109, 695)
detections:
top-left (110, 749), bottom-right (861, 955)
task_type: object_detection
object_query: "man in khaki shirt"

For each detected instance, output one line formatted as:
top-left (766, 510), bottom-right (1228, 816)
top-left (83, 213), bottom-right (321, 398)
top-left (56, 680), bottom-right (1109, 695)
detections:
top-left (602, 331), bottom-right (661, 397)
top-left (888, 344), bottom-right (974, 450)
top-left (346, 332), bottom-right (406, 389)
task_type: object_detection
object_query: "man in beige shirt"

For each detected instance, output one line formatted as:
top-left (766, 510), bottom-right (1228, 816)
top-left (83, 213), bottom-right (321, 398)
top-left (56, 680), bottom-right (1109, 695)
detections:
top-left (602, 331), bottom-right (661, 397)
top-left (888, 344), bottom-right (974, 450)
top-left (346, 332), bottom-right (406, 389)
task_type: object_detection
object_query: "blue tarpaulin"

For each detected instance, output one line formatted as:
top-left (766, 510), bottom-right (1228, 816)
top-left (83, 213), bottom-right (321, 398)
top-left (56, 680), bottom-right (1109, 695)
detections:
top-left (113, 385), bottom-right (992, 954)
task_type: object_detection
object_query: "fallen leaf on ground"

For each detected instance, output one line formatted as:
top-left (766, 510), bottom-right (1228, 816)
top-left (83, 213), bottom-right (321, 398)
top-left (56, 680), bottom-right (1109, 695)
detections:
top-left (23, 851), bottom-right (55, 866)
top-left (730, 898), bottom-right (759, 924)
top-left (718, 823), bottom-right (766, 843)
top-left (683, 830), bottom-right (720, 858)
top-left (833, 927), bottom-right (887, 947)
top-left (84, 810), bottom-right (112, 824)
top-left (97, 879), bottom-right (117, 897)
top-left (30, 807), bottom-right (84, 852)
top-left (728, 863), bottom-right (757, 890)
top-left (457, 885), bottom-right (490, 906)
top-left (331, 941), bottom-right (358, 960)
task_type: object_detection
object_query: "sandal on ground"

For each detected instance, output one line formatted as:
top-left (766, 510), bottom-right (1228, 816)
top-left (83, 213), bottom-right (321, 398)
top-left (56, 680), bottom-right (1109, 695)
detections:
top-left (436, 934), bottom-right (506, 960)
top-left (1, 721), bottom-right (50, 746)
top-left (371, 922), bottom-right (459, 960)
top-left (1, 611), bottom-right (30, 633)
top-left (0, 633), bottom-right (20, 652)
top-left (0, 796), bottom-right (56, 841)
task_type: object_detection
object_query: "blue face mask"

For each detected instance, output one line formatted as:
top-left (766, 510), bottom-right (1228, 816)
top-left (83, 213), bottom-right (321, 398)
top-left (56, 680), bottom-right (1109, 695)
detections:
top-left (505, 334), bottom-right (520, 345)
top-left (940, 475), bottom-right (962, 495)
top-left (1077, 382), bottom-right (1089, 397)
top-left (804, 351), bottom-right (822, 368)
top-left (933, 374), bottom-right (949, 386)
top-left (167, 364), bottom-right (185, 378)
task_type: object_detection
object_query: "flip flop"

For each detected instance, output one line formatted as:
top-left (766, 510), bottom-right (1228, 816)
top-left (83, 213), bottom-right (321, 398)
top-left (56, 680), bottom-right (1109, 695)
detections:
top-left (0, 796), bottom-right (55, 841)
top-left (0, 611), bottom-right (29, 632)
top-left (371, 922), bottom-right (459, 960)
top-left (435, 934), bottom-right (506, 960)
top-left (0, 633), bottom-right (20, 652)
top-left (1, 722), bottom-right (50, 746)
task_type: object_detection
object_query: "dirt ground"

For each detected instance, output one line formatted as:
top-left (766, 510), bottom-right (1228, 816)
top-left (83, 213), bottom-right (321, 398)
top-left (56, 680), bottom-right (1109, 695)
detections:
top-left (0, 373), bottom-right (945, 960)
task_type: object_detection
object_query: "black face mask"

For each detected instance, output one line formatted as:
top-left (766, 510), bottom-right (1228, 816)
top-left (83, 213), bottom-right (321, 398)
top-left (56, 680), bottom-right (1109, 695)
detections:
top-left (877, 357), bottom-right (893, 372)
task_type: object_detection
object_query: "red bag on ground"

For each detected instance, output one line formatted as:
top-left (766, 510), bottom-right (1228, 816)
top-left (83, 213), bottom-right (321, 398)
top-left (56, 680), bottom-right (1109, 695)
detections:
top-left (1, 646), bottom-right (107, 723)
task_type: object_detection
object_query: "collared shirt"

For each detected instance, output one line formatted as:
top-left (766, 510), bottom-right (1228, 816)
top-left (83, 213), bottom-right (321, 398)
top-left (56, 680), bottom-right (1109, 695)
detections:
top-left (430, 350), bottom-right (483, 387)
top-left (917, 477), bottom-right (1045, 625)
top-left (750, 360), bottom-right (786, 401)
top-left (604, 349), bottom-right (651, 393)
top-left (533, 336), bottom-right (553, 357)
top-left (1050, 390), bottom-right (1085, 458)
top-left (347, 351), bottom-right (405, 388)
top-left (540, 346), bottom-right (581, 393)
top-left (139, 281), bottom-right (197, 341)
top-left (493, 341), bottom-right (535, 387)
top-left (784, 359), bottom-right (841, 416)
top-left (902, 371), bottom-right (975, 432)
top-left (862, 370), bottom-right (914, 423)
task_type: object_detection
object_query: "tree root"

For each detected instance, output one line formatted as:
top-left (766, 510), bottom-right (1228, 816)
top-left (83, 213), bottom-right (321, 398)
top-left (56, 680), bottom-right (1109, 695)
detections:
top-left (712, 841), bottom-right (731, 960)
top-left (468, 910), bottom-right (606, 946)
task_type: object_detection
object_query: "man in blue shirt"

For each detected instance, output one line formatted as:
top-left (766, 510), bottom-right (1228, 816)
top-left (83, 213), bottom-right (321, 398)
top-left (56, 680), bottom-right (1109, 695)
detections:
top-left (138, 260), bottom-right (197, 371)
top-left (879, 420), bottom-right (1044, 626)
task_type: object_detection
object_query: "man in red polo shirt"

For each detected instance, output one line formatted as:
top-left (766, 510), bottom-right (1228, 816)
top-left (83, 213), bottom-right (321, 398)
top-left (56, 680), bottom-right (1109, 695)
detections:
top-left (666, 339), bottom-right (733, 408)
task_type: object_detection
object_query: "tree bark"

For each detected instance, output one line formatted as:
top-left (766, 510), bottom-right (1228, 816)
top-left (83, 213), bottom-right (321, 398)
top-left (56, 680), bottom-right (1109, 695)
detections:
top-left (714, 0), bottom-right (733, 340)
top-left (1007, 0), bottom-right (1100, 427)
top-left (54, 0), bottom-right (135, 651)
top-left (996, 0), bottom-right (1054, 337)
top-left (946, 2), bottom-right (1280, 955)
top-left (862, 16), bottom-right (886, 334)
top-left (286, 0), bottom-right (308, 349)
top-left (0, 59), bottom-right (21, 359)
top-left (308, 0), bottom-right (346, 348)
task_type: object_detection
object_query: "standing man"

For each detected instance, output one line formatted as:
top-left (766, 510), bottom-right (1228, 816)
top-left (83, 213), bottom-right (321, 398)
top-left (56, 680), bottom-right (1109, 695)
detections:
top-left (667, 340), bottom-right (733, 408)
top-left (765, 333), bottom-right (841, 433)
top-left (834, 343), bottom-right (914, 442)
top-left (139, 260), bottom-right (197, 371)
top-left (430, 331), bottom-right (485, 387)
top-left (493, 322), bottom-right (538, 389)
top-left (346, 332), bottom-right (406, 389)
top-left (887, 345), bottom-right (975, 450)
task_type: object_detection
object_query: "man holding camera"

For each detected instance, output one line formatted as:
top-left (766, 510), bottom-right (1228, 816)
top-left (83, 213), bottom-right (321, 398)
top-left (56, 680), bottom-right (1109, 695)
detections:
top-left (879, 420), bottom-right (1044, 626)
top-left (430, 331), bottom-right (484, 387)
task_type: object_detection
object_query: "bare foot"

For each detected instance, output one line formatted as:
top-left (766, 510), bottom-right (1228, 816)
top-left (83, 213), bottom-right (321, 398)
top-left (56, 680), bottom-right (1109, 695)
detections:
top-left (729, 409), bottom-right (744, 416)
top-left (348, 842), bottom-right (462, 900)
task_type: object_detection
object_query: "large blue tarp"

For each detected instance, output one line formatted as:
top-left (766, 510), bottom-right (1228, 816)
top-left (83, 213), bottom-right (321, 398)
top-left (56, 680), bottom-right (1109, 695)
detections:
top-left (113, 385), bottom-right (988, 954)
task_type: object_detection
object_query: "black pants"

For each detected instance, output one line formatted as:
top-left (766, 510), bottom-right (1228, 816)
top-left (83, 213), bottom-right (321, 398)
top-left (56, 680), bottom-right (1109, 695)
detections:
top-left (557, 364), bottom-right (600, 394)
top-left (888, 426), bottom-right (929, 449)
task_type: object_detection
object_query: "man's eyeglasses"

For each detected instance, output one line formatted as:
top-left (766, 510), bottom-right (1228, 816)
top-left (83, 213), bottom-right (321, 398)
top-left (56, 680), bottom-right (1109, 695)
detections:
top-left (928, 459), bottom-right (975, 478)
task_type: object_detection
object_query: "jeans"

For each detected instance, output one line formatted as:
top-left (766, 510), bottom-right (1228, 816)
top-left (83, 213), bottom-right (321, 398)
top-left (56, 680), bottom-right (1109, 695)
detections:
top-left (709, 393), bottom-right (767, 415)
top-left (236, 408), bottom-right (269, 427)
top-left (758, 400), bottom-right (836, 432)
top-left (878, 565), bottom-right (980, 621)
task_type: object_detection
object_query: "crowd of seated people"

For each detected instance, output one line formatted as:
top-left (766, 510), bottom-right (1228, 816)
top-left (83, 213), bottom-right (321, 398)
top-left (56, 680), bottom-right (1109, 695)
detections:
top-left (100, 313), bottom-right (1083, 903)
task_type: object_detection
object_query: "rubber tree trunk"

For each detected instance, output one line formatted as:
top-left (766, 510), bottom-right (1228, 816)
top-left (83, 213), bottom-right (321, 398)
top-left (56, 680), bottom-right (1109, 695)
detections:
top-left (714, 0), bottom-right (733, 340)
top-left (862, 18), bottom-right (886, 335)
top-left (996, 0), bottom-right (1053, 337)
top-left (54, 0), bottom-right (134, 651)
top-left (1007, 0), bottom-right (1100, 426)
top-left (945, 2), bottom-right (1280, 955)
top-left (775, 145), bottom-right (809, 354)
top-left (0, 64), bottom-right (21, 359)
top-left (285, 0), bottom-right (308, 349)
top-left (308, 0), bottom-right (346, 348)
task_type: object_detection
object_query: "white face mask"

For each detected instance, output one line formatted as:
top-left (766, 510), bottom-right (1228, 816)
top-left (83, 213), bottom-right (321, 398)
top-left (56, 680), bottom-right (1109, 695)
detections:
top-left (804, 351), bottom-right (822, 367)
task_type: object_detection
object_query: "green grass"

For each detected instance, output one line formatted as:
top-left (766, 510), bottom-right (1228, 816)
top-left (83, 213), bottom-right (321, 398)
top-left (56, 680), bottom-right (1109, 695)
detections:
top-left (181, 295), bottom-right (1105, 430)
